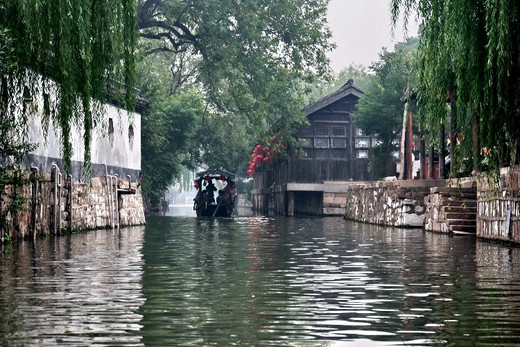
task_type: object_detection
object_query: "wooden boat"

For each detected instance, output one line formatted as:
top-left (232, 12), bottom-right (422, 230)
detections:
top-left (193, 169), bottom-right (237, 217)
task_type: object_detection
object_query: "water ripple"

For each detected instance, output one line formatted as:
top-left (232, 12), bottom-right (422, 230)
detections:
top-left (2, 216), bottom-right (520, 346)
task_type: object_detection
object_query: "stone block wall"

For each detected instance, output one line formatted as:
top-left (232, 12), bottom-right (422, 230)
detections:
top-left (477, 169), bottom-right (520, 244)
top-left (1, 167), bottom-right (145, 242)
top-left (423, 189), bottom-right (450, 233)
top-left (119, 191), bottom-right (146, 226)
top-left (344, 180), bottom-right (445, 227)
top-left (71, 177), bottom-right (111, 230)
top-left (323, 192), bottom-right (347, 215)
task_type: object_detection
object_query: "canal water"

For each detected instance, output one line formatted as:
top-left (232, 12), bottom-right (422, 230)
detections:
top-left (1, 215), bottom-right (520, 346)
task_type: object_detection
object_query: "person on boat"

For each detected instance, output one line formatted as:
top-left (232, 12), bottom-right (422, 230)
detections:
top-left (221, 179), bottom-right (236, 206)
top-left (205, 179), bottom-right (217, 203)
top-left (216, 190), bottom-right (224, 204)
top-left (193, 187), bottom-right (204, 211)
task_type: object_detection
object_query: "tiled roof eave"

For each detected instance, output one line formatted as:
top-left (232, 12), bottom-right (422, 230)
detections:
top-left (302, 85), bottom-right (363, 116)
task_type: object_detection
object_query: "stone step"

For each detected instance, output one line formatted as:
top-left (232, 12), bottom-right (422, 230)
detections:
top-left (451, 229), bottom-right (477, 236)
top-left (445, 211), bottom-right (477, 220)
top-left (442, 199), bottom-right (477, 208)
top-left (449, 224), bottom-right (476, 233)
top-left (432, 187), bottom-right (477, 198)
top-left (432, 187), bottom-right (476, 193)
top-left (447, 219), bottom-right (476, 226)
top-left (443, 205), bottom-right (477, 213)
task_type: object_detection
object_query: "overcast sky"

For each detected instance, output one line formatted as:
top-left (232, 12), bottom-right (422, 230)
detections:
top-left (327, 0), bottom-right (419, 72)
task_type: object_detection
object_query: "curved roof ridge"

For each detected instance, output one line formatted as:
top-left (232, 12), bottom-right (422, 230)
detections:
top-left (302, 79), bottom-right (364, 116)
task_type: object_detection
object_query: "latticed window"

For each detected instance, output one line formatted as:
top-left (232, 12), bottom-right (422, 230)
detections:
top-left (314, 125), bottom-right (329, 136)
top-left (331, 149), bottom-right (345, 159)
top-left (331, 126), bottom-right (346, 136)
top-left (314, 138), bottom-right (329, 148)
top-left (331, 138), bottom-right (346, 148)
top-left (315, 149), bottom-right (329, 159)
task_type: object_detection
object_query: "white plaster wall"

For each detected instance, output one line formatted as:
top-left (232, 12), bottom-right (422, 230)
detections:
top-left (26, 102), bottom-right (141, 174)
top-left (91, 106), bottom-right (141, 171)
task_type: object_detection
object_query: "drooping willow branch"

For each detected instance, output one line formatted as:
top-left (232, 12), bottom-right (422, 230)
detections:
top-left (1, 0), bottom-right (138, 176)
top-left (390, 0), bottom-right (520, 175)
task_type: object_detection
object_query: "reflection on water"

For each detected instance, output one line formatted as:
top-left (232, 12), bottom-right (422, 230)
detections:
top-left (167, 203), bottom-right (196, 217)
top-left (166, 200), bottom-right (253, 217)
top-left (1, 216), bottom-right (520, 346)
top-left (0, 227), bottom-right (145, 346)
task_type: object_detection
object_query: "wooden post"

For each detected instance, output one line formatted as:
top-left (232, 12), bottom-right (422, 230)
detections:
top-left (407, 110), bottom-right (413, 179)
top-left (57, 171), bottom-right (62, 233)
top-left (287, 191), bottom-right (294, 216)
top-left (399, 100), bottom-right (409, 180)
top-left (68, 174), bottom-right (73, 232)
top-left (428, 135), bottom-right (434, 179)
top-left (350, 123), bottom-right (354, 179)
top-left (439, 124), bottom-right (445, 179)
top-left (420, 131), bottom-right (426, 179)
top-left (51, 165), bottom-right (58, 235)
top-left (449, 94), bottom-right (456, 178)
top-left (30, 167), bottom-right (39, 239)
top-left (472, 113), bottom-right (480, 175)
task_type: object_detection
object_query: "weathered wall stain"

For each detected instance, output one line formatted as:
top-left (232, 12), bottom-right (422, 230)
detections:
top-left (2, 165), bottom-right (145, 242)
top-left (344, 180), bottom-right (445, 227)
top-left (477, 169), bottom-right (520, 244)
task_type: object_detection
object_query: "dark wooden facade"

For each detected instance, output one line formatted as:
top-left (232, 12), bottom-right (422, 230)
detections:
top-left (251, 80), bottom-right (375, 215)
top-left (299, 79), bottom-right (366, 181)
top-left (254, 80), bottom-right (372, 188)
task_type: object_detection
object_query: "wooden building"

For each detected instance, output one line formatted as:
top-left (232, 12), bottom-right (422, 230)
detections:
top-left (251, 80), bottom-right (377, 216)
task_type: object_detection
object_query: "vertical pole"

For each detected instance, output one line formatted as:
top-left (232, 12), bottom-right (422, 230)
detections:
top-left (350, 124), bottom-right (354, 179)
top-left (112, 176), bottom-right (120, 228)
top-left (31, 167), bottom-right (39, 239)
top-left (408, 110), bottom-right (413, 179)
top-left (68, 174), bottom-right (72, 232)
top-left (420, 131), bottom-right (426, 179)
top-left (57, 171), bottom-right (62, 234)
top-left (399, 80), bottom-right (410, 180)
top-left (472, 113), bottom-right (480, 175)
top-left (287, 191), bottom-right (294, 217)
top-left (449, 95), bottom-right (456, 178)
top-left (399, 101), bottom-right (408, 180)
top-left (439, 124), bottom-right (446, 179)
top-left (428, 135), bottom-right (434, 179)
top-left (51, 165), bottom-right (57, 235)
top-left (104, 164), bottom-right (112, 228)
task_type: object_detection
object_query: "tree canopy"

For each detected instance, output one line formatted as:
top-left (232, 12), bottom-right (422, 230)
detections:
top-left (353, 39), bottom-right (418, 178)
top-left (391, 0), bottom-right (520, 174)
top-left (136, 0), bottom-right (334, 141)
top-left (307, 63), bottom-right (373, 103)
top-left (136, 0), bottom-right (335, 201)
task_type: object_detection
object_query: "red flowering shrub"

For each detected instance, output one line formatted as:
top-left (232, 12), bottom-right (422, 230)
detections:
top-left (247, 132), bottom-right (287, 176)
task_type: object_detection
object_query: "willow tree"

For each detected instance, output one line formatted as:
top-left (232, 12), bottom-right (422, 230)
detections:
top-left (391, 0), bottom-right (520, 175)
top-left (0, 0), bottom-right (138, 174)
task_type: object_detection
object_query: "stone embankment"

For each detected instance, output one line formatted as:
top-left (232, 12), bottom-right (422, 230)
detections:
top-left (344, 179), bottom-right (445, 227)
top-left (424, 185), bottom-right (477, 235)
top-left (1, 165), bottom-right (145, 242)
top-left (477, 168), bottom-right (520, 244)
top-left (344, 169), bottom-right (520, 246)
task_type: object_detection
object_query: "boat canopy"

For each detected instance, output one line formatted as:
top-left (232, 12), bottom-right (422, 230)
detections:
top-left (194, 169), bottom-right (235, 182)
